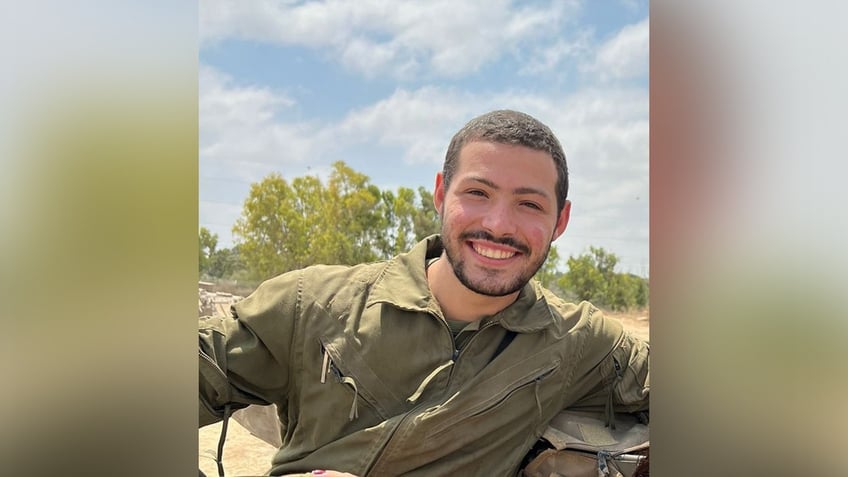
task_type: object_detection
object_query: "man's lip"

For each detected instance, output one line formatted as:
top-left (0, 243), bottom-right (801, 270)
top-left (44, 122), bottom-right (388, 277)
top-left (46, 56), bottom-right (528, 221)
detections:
top-left (467, 240), bottom-right (522, 260)
top-left (459, 231), bottom-right (530, 256)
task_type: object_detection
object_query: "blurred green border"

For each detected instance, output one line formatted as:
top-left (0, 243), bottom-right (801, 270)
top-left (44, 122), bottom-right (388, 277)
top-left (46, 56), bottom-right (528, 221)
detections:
top-left (1, 3), bottom-right (198, 475)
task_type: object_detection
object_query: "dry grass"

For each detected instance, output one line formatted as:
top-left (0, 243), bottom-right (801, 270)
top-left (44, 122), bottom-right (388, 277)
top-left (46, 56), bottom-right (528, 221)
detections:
top-left (606, 308), bottom-right (650, 342)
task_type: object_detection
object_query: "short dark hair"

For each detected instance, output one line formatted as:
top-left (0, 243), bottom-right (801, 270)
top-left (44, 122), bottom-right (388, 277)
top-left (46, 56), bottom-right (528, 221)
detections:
top-left (442, 110), bottom-right (569, 214)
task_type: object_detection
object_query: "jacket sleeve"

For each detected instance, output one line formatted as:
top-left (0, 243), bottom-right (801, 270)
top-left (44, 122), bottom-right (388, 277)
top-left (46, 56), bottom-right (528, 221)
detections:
top-left (608, 331), bottom-right (650, 413)
top-left (199, 271), bottom-right (301, 427)
top-left (567, 324), bottom-right (650, 416)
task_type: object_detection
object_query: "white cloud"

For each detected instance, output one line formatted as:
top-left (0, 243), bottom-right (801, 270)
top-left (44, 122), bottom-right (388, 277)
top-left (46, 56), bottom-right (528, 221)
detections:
top-left (326, 85), bottom-right (648, 187)
top-left (543, 88), bottom-right (649, 217)
top-left (199, 79), bottom-right (648, 187)
top-left (335, 87), bottom-right (477, 164)
top-left (583, 18), bottom-right (649, 81)
top-left (519, 31), bottom-right (593, 76)
top-left (199, 64), bottom-right (326, 179)
top-left (200, 0), bottom-right (580, 79)
top-left (199, 65), bottom-right (295, 133)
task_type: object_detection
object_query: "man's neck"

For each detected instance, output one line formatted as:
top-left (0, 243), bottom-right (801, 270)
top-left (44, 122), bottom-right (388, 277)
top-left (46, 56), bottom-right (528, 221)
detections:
top-left (426, 252), bottom-right (520, 322)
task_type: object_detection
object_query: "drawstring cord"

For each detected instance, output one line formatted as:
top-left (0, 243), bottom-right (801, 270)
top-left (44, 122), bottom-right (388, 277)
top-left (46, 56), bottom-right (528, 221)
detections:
top-left (341, 377), bottom-right (359, 420)
top-left (320, 346), bottom-right (360, 421)
top-left (534, 377), bottom-right (543, 420)
top-left (320, 349), bottom-right (330, 384)
top-left (216, 404), bottom-right (232, 477)
top-left (407, 360), bottom-right (454, 404)
top-left (605, 358), bottom-right (623, 430)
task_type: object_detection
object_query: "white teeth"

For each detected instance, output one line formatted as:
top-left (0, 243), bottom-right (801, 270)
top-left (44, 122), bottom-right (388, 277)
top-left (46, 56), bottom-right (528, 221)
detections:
top-left (473, 244), bottom-right (516, 259)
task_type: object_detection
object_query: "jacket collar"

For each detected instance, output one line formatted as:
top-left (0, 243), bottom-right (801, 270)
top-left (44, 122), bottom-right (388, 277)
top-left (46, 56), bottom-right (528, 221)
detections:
top-left (366, 235), bottom-right (556, 333)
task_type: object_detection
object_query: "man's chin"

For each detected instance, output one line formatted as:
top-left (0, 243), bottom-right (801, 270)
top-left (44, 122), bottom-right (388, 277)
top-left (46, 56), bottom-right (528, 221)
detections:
top-left (471, 285), bottom-right (524, 298)
top-left (461, 274), bottom-right (527, 298)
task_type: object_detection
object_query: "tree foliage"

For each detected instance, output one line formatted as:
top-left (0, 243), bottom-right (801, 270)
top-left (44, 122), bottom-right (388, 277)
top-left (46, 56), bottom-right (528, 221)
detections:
top-left (533, 245), bottom-right (561, 289)
top-left (199, 227), bottom-right (246, 280)
top-left (199, 226), bottom-right (217, 273)
top-left (232, 161), bottom-right (440, 281)
top-left (559, 246), bottom-right (648, 311)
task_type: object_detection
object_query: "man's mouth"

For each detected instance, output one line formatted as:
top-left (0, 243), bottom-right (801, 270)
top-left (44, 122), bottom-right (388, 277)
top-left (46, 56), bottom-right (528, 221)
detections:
top-left (472, 243), bottom-right (518, 260)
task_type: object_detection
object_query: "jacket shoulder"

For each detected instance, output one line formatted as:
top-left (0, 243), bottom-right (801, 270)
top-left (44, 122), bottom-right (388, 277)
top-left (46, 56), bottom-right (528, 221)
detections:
top-left (299, 261), bottom-right (387, 302)
top-left (540, 289), bottom-right (625, 344)
top-left (231, 261), bottom-right (388, 320)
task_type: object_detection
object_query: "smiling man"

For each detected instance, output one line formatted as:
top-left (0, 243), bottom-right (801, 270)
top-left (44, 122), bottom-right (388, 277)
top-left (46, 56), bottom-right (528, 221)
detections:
top-left (430, 125), bottom-right (571, 321)
top-left (199, 110), bottom-right (649, 476)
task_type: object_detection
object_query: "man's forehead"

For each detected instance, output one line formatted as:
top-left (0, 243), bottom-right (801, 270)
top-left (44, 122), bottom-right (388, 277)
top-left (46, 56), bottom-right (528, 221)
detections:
top-left (455, 141), bottom-right (556, 172)
top-left (458, 139), bottom-right (552, 157)
top-left (453, 142), bottom-right (558, 195)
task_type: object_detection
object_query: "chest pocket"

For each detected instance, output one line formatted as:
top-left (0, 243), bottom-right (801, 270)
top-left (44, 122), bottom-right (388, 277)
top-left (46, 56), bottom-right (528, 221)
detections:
top-left (318, 336), bottom-right (408, 421)
top-left (425, 359), bottom-right (562, 439)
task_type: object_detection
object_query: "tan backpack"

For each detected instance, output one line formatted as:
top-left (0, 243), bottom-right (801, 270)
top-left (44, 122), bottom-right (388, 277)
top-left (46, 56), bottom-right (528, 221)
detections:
top-left (521, 410), bottom-right (649, 477)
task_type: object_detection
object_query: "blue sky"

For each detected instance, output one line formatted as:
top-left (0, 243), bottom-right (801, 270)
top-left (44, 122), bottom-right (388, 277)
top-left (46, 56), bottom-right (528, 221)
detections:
top-left (199, 0), bottom-right (649, 276)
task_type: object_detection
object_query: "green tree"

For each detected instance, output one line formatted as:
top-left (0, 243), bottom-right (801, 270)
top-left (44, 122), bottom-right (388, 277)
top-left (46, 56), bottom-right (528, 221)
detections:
top-left (325, 162), bottom-right (384, 264)
top-left (558, 246), bottom-right (648, 311)
top-left (412, 187), bottom-right (440, 242)
top-left (232, 162), bottom-right (443, 281)
top-left (232, 173), bottom-right (294, 280)
top-left (374, 186), bottom-right (440, 259)
top-left (375, 187), bottom-right (414, 258)
top-left (607, 273), bottom-right (637, 311)
top-left (534, 245), bottom-right (561, 289)
top-left (199, 227), bottom-right (218, 277)
top-left (233, 162), bottom-right (398, 280)
top-left (207, 245), bottom-right (244, 280)
top-left (199, 226), bottom-right (249, 281)
top-left (559, 247), bottom-right (608, 304)
top-left (631, 273), bottom-right (649, 308)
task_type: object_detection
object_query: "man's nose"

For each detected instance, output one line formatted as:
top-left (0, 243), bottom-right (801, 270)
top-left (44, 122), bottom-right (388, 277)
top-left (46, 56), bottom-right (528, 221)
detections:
top-left (480, 201), bottom-right (517, 236)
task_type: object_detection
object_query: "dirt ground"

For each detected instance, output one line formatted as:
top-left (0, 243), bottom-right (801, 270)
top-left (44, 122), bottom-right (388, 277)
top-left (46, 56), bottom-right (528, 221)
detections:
top-left (199, 310), bottom-right (649, 476)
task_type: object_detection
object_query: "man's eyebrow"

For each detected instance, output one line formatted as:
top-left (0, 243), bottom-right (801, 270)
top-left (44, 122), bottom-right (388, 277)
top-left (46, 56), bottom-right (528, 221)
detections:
top-left (465, 176), bottom-right (552, 200)
top-left (514, 186), bottom-right (551, 200)
top-left (465, 176), bottom-right (499, 189)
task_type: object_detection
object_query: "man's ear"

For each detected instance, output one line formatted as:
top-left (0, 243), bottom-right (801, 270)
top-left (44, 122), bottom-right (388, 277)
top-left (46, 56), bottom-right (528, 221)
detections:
top-left (433, 172), bottom-right (445, 215)
top-left (552, 200), bottom-right (571, 241)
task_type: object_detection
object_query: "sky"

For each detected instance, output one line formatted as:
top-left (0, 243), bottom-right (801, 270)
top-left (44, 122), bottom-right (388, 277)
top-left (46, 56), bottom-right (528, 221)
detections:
top-left (199, 0), bottom-right (649, 277)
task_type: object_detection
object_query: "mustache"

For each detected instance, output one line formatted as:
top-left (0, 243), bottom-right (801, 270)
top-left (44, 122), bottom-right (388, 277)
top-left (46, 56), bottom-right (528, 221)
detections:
top-left (459, 231), bottom-right (531, 255)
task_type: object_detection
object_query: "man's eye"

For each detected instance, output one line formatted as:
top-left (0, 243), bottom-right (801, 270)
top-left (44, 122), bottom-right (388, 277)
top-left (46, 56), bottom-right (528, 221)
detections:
top-left (521, 201), bottom-right (542, 210)
top-left (468, 190), bottom-right (487, 197)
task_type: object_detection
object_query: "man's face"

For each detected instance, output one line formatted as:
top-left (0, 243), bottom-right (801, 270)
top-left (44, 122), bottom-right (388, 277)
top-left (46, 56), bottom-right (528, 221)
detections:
top-left (434, 141), bottom-right (571, 297)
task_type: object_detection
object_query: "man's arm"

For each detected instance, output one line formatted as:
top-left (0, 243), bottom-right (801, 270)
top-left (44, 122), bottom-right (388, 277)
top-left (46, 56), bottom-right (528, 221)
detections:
top-left (199, 272), bottom-right (301, 427)
top-left (609, 331), bottom-right (650, 413)
top-left (569, 329), bottom-right (650, 415)
top-left (199, 316), bottom-right (265, 426)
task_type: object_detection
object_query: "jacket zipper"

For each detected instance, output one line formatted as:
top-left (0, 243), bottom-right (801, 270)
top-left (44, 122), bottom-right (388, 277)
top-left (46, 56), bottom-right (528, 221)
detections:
top-left (366, 361), bottom-right (558, 475)
top-left (426, 360), bottom-right (560, 439)
top-left (605, 356), bottom-right (624, 429)
top-left (444, 320), bottom-right (499, 390)
top-left (435, 314), bottom-right (459, 361)
top-left (364, 314), bottom-right (457, 475)
top-left (363, 398), bottom-right (436, 476)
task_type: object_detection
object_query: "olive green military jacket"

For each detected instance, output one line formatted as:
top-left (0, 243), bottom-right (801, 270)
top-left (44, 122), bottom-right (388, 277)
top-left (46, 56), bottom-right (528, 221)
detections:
top-left (199, 236), bottom-right (649, 476)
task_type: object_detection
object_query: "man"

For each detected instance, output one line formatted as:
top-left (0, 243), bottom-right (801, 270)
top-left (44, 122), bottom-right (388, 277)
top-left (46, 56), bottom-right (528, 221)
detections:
top-left (199, 110), bottom-right (649, 476)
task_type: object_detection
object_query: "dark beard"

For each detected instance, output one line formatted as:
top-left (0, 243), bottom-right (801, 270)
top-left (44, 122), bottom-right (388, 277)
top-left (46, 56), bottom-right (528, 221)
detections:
top-left (441, 230), bottom-right (549, 297)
